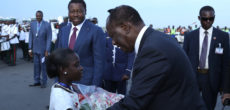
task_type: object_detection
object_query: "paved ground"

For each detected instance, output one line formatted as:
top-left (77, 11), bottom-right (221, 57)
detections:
top-left (0, 49), bottom-right (227, 110)
top-left (0, 50), bottom-right (53, 110)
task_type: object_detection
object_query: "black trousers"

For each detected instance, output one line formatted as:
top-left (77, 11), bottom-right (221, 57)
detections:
top-left (104, 80), bottom-right (126, 95)
top-left (198, 73), bottom-right (218, 110)
top-left (19, 41), bottom-right (29, 59)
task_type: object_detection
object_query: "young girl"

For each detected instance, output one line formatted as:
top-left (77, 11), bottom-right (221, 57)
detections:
top-left (46, 48), bottom-right (83, 110)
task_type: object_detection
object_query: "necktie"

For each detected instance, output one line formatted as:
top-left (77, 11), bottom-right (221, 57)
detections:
top-left (199, 31), bottom-right (208, 69)
top-left (69, 27), bottom-right (78, 50)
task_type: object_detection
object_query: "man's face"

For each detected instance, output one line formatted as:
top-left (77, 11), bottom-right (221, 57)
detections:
top-left (68, 3), bottom-right (86, 26)
top-left (106, 21), bottom-right (134, 53)
top-left (36, 12), bottom-right (43, 22)
top-left (199, 11), bottom-right (215, 30)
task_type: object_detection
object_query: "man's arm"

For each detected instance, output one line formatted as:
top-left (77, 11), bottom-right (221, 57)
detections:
top-left (45, 23), bottom-right (52, 56)
top-left (92, 28), bottom-right (106, 86)
top-left (54, 29), bottom-right (61, 49)
top-left (108, 48), bottom-right (170, 110)
top-left (183, 33), bottom-right (190, 54)
top-left (28, 23), bottom-right (33, 55)
top-left (222, 32), bottom-right (230, 103)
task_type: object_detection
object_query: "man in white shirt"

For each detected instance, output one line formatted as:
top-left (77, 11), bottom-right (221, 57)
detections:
top-left (0, 19), bottom-right (11, 64)
top-left (7, 18), bottom-right (19, 66)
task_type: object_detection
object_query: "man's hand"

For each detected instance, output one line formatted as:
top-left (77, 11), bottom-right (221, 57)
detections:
top-left (121, 74), bottom-right (129, 81)
top-left (5, 35), bottom-right (9, 40)
top-left (222, 93), bottom-right (230, 104)
top-left (45, 51), bottom-right (49, 57)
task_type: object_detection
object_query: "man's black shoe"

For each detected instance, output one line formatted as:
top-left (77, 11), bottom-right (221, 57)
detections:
top-left (29, 83), bottom-right (41, 87)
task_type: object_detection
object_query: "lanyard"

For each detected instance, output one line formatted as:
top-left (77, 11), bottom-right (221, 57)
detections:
top-left (58, 82), bottom-right (71, 90)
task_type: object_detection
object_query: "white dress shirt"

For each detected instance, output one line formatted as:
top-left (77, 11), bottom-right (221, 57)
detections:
top-left (24, 32), bottom-right (29, 43)
top-left (199, 27), bottom-right (213, 69)
top-left (19, 30), bottom-right (25, 41)
top-left (126, 26), bottom-right (148, 95)
top-left (134, 26), bottom-right (148, 55)
top-left (9, 24), bottom-right (19, 44)
top-left (68, 20), bottom-right (86, 45)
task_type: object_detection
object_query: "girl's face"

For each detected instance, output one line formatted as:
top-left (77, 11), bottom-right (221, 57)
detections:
top-left (64, 54), bottom-right (83, 82)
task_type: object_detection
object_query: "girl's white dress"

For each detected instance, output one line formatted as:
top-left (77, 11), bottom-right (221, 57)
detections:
top-left (49, 83), bottom-right (80, 110)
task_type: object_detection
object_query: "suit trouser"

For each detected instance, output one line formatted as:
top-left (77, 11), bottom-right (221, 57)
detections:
top-left (33, 53), bottom-right (47, 85)
top-left (198, 73), bottom-right (218, 110)
top-left (104, 80), bottom-right (126, 95)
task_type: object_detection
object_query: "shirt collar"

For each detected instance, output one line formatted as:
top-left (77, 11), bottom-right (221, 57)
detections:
top-left (200, 26), bottom-right (213, 35)
top-left (37, 20), bottom-right (43, 24)
top-left (71, 19), bottom-right (85, 31)
top-left (134, 26), bottom-right (148, 54)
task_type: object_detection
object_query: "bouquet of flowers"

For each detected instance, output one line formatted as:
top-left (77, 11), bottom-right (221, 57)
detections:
top-left (72, 83), bottom-right (124, 110)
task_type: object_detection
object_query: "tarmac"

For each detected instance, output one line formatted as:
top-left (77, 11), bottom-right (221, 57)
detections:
top-left (0, 50), bottom-right (53, 110)
top-left (0, 49), bottom-right (227, 110)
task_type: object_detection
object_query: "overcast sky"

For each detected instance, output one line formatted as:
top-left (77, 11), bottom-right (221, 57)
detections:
top-left (1, 0), bottom-right (230, 28)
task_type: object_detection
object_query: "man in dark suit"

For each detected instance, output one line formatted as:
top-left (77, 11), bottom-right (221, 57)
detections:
top-left (54, 17), bottom-right (71, 50)
top-left (28, 10), bottom-right (52, 88)
top-left (59, 17), bottom-right (71, 29)
top-left (106, 5), bottom-right (206, 110)
top-left (183, 6), bottom-right (230, 110)
top-left (103, 37), bottom-right (135, 95)
top-left (56, 0), bottom-right (106, 86)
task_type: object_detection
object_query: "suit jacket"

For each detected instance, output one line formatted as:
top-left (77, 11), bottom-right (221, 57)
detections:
top-left (108, 28), bottom-right (206, 110)
top-left (29, 20), bottom-right (52, 54)
top-left (56, 20), bottom-right (106, 86)
top-left (54, 21), bottom-right (69, 48)
top-left (103, 37), bottom-right (135, 81)
top-left (59, 22), bottom-right (68, 29)
top-left (183, 27), bottom-right (230, 93)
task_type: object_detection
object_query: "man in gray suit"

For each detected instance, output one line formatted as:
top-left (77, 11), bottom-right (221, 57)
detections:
top-left (29, 10), bottom-right (52, 88)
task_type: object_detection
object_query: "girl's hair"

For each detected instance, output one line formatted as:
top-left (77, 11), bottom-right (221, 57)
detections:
top-left (46, 48), bottom-right (76, 78)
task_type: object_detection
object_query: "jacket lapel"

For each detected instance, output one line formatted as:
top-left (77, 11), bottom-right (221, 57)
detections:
top-left (138, 27), bottom-right (152, 55)
top-left (194, 29), bottom-right (200, 63)
top-left (64, 25), bottom-right (72, 48)
top-left (34, 22), bottom-right (37, 36)
top-left (74, 20), bottom-right (90, 51)
top-left (209, 27), bottom-right (217, 59)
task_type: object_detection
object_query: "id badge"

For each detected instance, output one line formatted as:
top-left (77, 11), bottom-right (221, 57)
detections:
top-left (36, 33), bottom-right (38, 37)
top-left (215, 43), bottom-right (223, 54)
top-left (215, 48), bottom-right (223, 54)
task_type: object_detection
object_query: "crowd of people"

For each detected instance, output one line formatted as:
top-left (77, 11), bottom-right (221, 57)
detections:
top-left (1, 0), bottom-right (230, 110)
top-left (163, 25), bottom-right (230, 36)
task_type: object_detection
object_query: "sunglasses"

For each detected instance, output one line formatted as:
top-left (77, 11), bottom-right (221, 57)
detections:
top-left (201, 17), bottom-right (215, 21)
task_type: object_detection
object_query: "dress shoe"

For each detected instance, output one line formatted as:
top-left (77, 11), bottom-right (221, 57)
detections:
top-left (29, 83), bottom-right (41, 87)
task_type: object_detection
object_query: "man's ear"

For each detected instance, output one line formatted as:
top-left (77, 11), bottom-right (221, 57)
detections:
top-left (121, 22), bottom-right (131, 34)
top-left (198, 16), bottom-right (201, 21)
